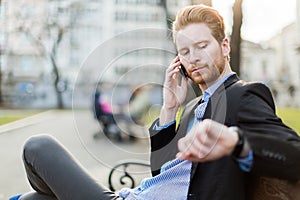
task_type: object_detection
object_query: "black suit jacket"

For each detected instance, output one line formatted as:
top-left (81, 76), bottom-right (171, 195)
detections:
top-left (149, 74), bottom-right (300, 200)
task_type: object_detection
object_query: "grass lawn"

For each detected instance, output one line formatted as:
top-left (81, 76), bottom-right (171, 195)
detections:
top-left (0, 107), bottom-right (299, 134)
top-left (0, 116), bottom-right (23, 125)
top-left (277, 107), bottom-right (300, 134)
top-left (143, 107), bottom-right (300, 134)
top-left (0, 110), bottom-right (42, 126)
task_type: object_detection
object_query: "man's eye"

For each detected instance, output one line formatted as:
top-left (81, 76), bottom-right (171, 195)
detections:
top-left (181, 51), bottom-right (189, 56)
top-left (197, 44), bottom-right (207, 49)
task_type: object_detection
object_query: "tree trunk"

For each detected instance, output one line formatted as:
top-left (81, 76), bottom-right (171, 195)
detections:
top-left (51, 28), bottom-right (64, 109)
top-left (230, 0), bottom-right (243, 75)
top-left (0, 0), bottom-right (2, 106)
top-left (0, 63), bottom-right (2, 106)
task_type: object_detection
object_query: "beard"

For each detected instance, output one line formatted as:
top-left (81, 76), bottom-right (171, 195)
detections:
top-left (189, 55), bottom-right (226, 87)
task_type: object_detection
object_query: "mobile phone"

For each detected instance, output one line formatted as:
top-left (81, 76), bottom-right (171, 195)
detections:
top-left (179, 64), bottom-right (188, 79)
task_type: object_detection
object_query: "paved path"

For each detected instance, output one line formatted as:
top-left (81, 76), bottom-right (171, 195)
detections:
top-left (0, 110), bottom-right (151, 200)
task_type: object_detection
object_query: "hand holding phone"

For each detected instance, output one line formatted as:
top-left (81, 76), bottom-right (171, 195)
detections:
top-left (179, 64), bottom-right (188, 80)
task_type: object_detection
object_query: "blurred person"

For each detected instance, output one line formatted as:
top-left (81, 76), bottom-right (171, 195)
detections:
top-left (11, 4), bottom-right (300, 200)
top-left (93, 88), bottom-right (121, 140)
top-left (93, 89), bottom-right (102, 120)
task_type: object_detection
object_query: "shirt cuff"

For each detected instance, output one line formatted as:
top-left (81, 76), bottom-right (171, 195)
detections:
top-left (152, 119), bottom-right (176, 131)
top-left (236, 149), bottom-right (253, 172)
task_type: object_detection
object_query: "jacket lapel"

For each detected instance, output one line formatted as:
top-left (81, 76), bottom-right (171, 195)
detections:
top-left (177, 96), bottom-right (202, 137)
top-left (209, 74), bottom-right (239, 123)
top-left (189, 74), bottom-right (240, 180)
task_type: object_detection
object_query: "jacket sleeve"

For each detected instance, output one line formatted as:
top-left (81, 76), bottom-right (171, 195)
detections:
top-left (148, 119), bottom-right (177, 176)
top-left (237, 83), bottom-right (300, 181)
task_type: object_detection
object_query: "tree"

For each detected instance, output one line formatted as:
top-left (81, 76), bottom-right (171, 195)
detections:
top-left (46, 2), bottom-right (83, 108)
top-left (0, 52), bottom-right (2, 106)
top-left (230, 0), bottom-right (243, 75)
top-left (49, 27), bottom-right (65, 109)
top-left (0, 53), bottom-right (2, 107)
top-left (8, 1), bottom-right (83, 108)
top-left (0, 0), bottom-right (3, 106)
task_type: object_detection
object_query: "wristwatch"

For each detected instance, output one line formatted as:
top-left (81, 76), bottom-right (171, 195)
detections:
top-left (229, 126), bottom-right (244, 158)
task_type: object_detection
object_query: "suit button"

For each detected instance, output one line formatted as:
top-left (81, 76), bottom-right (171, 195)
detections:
top-left (188, 193), bottom-right (196, 199)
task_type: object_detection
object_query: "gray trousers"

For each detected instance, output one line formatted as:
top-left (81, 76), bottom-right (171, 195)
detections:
top-left (20, 134), bottom-right (120, 200)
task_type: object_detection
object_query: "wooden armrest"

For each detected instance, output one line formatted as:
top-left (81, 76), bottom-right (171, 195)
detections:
top-left (252, 177), bottom-right (300, 200)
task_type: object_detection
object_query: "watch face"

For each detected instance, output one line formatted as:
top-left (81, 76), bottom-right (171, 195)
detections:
top-left (229, 127), bottom-right (244, 157)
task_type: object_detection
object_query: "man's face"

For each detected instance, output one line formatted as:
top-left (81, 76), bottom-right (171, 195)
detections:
top-left (176, 23), bottom-right (230, 87)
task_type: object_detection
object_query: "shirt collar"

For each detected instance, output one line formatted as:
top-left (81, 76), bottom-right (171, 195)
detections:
top-left (204, 72), bottom-right (235, 99)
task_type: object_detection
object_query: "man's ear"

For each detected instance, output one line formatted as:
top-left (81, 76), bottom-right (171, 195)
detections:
top-left (221, 38), bottom-right (230, 58)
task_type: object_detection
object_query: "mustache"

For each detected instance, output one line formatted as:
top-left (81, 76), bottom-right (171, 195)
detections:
top-left (189, 63), bottom-right (208, 69)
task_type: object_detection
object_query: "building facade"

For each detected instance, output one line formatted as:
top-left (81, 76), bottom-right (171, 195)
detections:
top-left (1, 0), bottom-right (188, 108)
top-left (1, 0), bottom-right (299, 108)
top-left (240, 0), bottom-right (300, 107)
top-left (268, 22), bottom-right (300, 107)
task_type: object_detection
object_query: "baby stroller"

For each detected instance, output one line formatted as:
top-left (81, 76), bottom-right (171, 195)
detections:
top-left (93, 91), bottom-right (122, 141)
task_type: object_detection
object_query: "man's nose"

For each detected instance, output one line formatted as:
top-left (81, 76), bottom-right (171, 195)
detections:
top-left (189, 49), bottom-right (200, 64)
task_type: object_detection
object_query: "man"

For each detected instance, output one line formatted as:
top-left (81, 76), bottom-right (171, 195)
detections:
top-left (13, 4), bottom-right (300, 200)
top-left (148, 4), bottom-right (300, 200)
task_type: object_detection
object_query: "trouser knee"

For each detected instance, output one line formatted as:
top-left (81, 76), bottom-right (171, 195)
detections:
top-left (23, 134), bottom-right (57, 161)
top-left (19, 191), bottom-right (57, 200)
